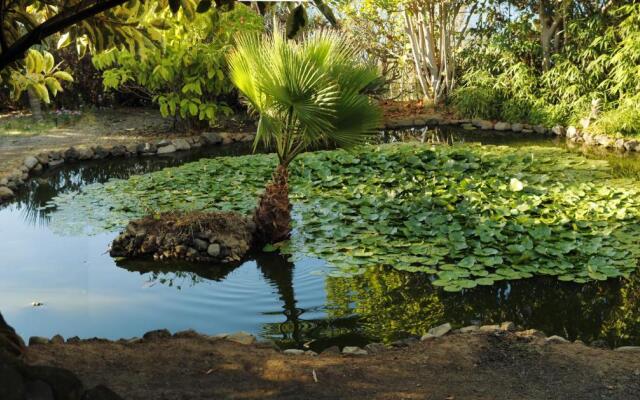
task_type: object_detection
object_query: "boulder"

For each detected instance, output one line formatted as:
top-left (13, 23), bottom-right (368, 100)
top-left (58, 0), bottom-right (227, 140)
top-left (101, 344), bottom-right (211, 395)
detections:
top-left (427, 323), bottom-right (452, 338)
top-left (77, 147), bottom-right (94, 161)
top-left (545, 335), bottom-right (569, 344)
top-left (143, 329), bottom-right (171, 341)
top-left (201, 132), bottom-right (223, 145)
top-left (50, 335), bottom-right (65, 344)
top-left (172, 139), bottom-right (191, 151)
top-left (35, 153), bottom-right (50, 166)
top-left (0, 187), bottom-right (14, 201)
top-left (125, 144), bottom-right (139, 155)
top-left (193, 238), bottom-right (208, 251)
top-left (342, 346), bottom-right (368, 355)
top-left (479, 325), bottom-right (500, 332)
top-left (82, 385), bottom-right (124, 400)
top-left (494, 122), bottom-right (511, 131)
top-left (472, 119), bottom-right (494, 130)
top-left (173, 329), bottom-right (201, 339)
top-left (566, 126), bottom-right (579, 139)
top-left (137, 143), bottom-right (157, 155)
top-left (110, 145), bottom-right (127, 157)
top-left (420, 334), bottom-right (436, 341)
top-left (157, 144), bottom-right (176, 154)
top-left (28, 337), bottom-right (49, 346)
top-left (157, 139), bottom-right (172, 148)
top-left (283, 349), bottom-right (305, 355)
top-left (92, 146), bottom-right (110, 159)
top-left (624, 140), bottom-right (639, 152)
top-left (49, 159), bottom-right (64, 168)
top-left (551, 125), bottom-right (565, 136)
top-left (226, 331), bottom-right (255, 345)
top-left (364, 343), bottom-right (386, 354)
top-left (0, 359), bottom-right (25, 400)
top-left (614, 346), bottom-right (640, 353)
top-left (207, 243), bottom-right (221, 257)
top-left (24, 365), bottom-right (84, 400)
top-left (64, 147), bottom-right (80, 161)
top-left (511, 123), bottom-right (523, 132)
top-left (24, 156), bottom-right (39, 170)
top-left (533, 125), bottom-right (547, 134)
top-left (594, 135), bottom-right (612, 147)
top-left (460, 325), bottom-right (479, 333)
top-left (500, 321), bottom-right (516, 332)
top-left (320, 346), bottom-right (340, 356)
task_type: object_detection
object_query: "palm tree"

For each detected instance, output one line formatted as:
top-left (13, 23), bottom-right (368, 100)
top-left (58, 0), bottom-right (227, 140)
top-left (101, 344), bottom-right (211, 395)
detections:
top-left (227, 29), bottom-right (382, 244)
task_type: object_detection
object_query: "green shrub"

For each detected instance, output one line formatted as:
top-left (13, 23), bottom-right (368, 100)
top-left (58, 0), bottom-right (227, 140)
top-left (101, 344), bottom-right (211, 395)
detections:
top-left (451, 86), bottom-right (501, 120)
top-left (590, 96), bottom-right (640, 137)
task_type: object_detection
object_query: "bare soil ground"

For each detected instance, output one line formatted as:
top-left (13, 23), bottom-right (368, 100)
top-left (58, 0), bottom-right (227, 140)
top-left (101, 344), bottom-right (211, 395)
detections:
top-left (26, 331), bottom-right (640, 400)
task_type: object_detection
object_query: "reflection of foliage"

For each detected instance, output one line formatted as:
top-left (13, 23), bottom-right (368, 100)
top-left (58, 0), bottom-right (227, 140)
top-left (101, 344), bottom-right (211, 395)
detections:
top-left (600, 274), bottom-right (640, 346)
top-left (49, 144), bottom-right (640, 289)
top-left (326, 266), bottom-right (444, 342)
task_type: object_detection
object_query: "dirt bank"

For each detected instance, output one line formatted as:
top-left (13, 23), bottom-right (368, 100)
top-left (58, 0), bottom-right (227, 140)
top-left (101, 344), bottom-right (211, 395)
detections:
top-left (26, 330), bottom-right (640, 400)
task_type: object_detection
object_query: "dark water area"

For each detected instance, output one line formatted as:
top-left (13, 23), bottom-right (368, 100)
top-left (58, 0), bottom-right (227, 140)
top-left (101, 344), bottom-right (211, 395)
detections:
top-left (1, 130), bottom-right (639, 351)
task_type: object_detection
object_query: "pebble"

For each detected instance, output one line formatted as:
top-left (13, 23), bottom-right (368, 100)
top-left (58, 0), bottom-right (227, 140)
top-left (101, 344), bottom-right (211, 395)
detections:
top-left (342, 346), bottom-right (368, 355)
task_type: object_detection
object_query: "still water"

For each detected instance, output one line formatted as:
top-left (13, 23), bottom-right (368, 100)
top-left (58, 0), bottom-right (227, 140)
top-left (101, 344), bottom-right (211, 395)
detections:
top-left (1, 129), bottom-right (639, 351)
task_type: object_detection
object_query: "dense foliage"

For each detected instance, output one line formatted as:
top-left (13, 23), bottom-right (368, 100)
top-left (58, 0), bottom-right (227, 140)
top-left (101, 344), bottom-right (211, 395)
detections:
top-left (49, 143), bottom-right (640, 290)
top-left (452, 2), bottom-right (640, 136)
top-left (93, 4), bottom-right (262, 125)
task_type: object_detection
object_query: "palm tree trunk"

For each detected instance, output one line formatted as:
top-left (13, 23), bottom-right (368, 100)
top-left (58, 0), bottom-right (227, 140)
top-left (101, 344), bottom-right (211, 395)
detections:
top-left (27, 87), bottom-right (43, 121)
top-left (253, 164), bottom-right (292, 244)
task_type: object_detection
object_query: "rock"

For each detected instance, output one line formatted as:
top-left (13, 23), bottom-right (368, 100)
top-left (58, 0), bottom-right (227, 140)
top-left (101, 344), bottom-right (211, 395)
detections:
top-left (545, 335), bottom-right (569, 344)
top-left (494, 122), bottom-right (511, 131)
top-left (28, 337), bottom-right (49, 346)
top-left (624, 140), bottom-right (639, 152)
top-left (25, 380), bottom-right (54, 400)
top-left (461, 123), bottom-right (476, 130)
top-left (500, 322), bottom-right (516, 332)
top-left (472, 119), bottom-right (494, 130)
top-left (207, 243), bottom-right (221, 257)
top-left (24, 365), bottom-right (84, 400)
top-left (193, 238), bottom-right (208, 251)
top-left (48, 159), bottom-right (64, 168)
top-left (64, 147), bottom-right (80, 161)
top-left (50, 335), bottom-right (65, 344)
top-left (209, 333), bottom-right (229, 340)
top-left (24, 156), bottom-right (39, 170)
top-left (201, 132), bottom-right (223, 145)
top-left (614, 138), bottom-right (626, 150)
top-left (552, 125), bottom-right (565, 136)
top-left (142, 329), bottom-right (171, 341)
top-left (594, 135), bottom-right (612, 147)
top-left (460, 325), bottom-right (479, 333)
top-left (516, 329), bottom-right (545, 339)
top-left (32, 163), bottom-right (43, 173)
top-left (125, 144), bottom-right (139, 155)
top-left (479, 325), bottom-right (500, 332)
top-left (172, 139), bottom-right (191, 151)
top-left (522, 128), bottom-right (534, 133)
top-left (615, 346), bottom-right (640, 353)
top-left (0, 187), bottom-right (14, 201)
top-left (157, 139), bottom-right (172, 147)
top-left (0, 359), bottom-right (26, 400)
top-left (35, 153), bottom-right (49, 166)
top-left (82, 385), bottom-right (124, 400)
top-left (428, 323), bottom-right (452, 337)
top-left (92, 146), bottom-right (109, 159)
top-left (321, 346), bottom-right (340, 355)
top-left (511, 123), bottom-right (523, 132)
top-left (533, 125), bottom-right (547, 134)
top-left (137, 143), bottom-right (157, 155)
top-left (173, 329), bottom-right (201, 339)
top-left (590, 339), bottom-right (608, 349)
top-left (226, 331), bottom-right (255, 345)
top-left (342, 346), bottom-right (368, 355)
top-left (364, 343), bottom-right (386, 353)
top-left (76, 147), bottom-right (95, 161)
top-left (66, 336), bottom-right (80, 344)
top-left (573, 340), bottom-right (585, 346)
top-left (566, 126), bottom-right (579, 139)
top-left (390, 337), bottom-right (419, 347)
top-left (157, 144), bottom-right (176, 154)
top-left (305, 350), bottom-right (318, 356)
top-left (420, 334), bottom-right (436, 341)
top-left (110, 145), bottom-right (127, 157)
top-left (283, 349), bottom-right (305, 355)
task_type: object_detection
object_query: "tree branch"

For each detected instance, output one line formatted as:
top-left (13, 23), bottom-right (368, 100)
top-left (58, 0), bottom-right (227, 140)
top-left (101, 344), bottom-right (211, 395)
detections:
top-left (0, 0), bottom-right (127, 71)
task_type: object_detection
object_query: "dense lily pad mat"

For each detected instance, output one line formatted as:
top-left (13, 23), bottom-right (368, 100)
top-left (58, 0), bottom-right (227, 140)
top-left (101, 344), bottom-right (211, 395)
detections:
top-left (48, 143), bottom-right (640, 289)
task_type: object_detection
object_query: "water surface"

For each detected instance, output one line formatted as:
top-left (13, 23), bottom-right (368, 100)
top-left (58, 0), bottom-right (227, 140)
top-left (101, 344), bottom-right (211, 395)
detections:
top-left (1, 129), bottom-right (639, 350)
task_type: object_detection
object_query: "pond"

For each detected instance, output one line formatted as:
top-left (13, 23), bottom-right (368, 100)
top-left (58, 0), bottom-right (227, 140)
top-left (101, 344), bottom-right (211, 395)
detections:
top-left (1, 127), bottom-right (639, 352)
